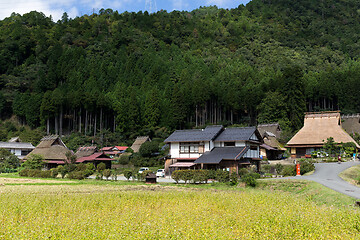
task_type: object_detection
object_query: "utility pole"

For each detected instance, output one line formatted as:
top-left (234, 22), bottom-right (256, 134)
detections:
top-left (145, 0), bottom-right (157, 13)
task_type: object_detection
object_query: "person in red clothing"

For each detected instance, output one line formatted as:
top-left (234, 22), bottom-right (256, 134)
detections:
top-left (338, 155), bottom-right (341, 164)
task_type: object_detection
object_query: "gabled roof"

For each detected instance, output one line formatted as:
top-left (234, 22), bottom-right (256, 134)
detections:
top-left (101, 147), bottom-right (113, 151)
top-left (258, 123), bottom-right (281, 138)
top-left (77, 152), bottom-right (112, 163)
top-left (8, 137), bottom-right (21, 142)
top-left (287, 111), bottom-right (360, 148)
top-left (75, 146), bottom-right (98, 158)
top-left (194, 147), bottom-right (249, 164)
top-left (0, 142), bottom-right (35, 149)
top-left (114, 146), bottom-right (128, 151)
top-left (214, 127), bottom-right (261, 142)
top-left (164, 125), bottom-right (223, 143)
top-left (24, 135), bottom-right (69, 161)
top-left (131, 136), bottom-right (151, 152)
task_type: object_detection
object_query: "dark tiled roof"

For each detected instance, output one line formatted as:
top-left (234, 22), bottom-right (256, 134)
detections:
top-left (214, 127), bottom-right (257, 142)
top-left (194, 147), bottom-right (249, 164)
top-left (164, 125), bottom-right (223, 143)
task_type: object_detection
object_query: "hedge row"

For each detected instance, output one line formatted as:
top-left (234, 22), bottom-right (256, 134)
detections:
top-left (19, 169), bottom-right (58, 178)
top-left (171, 170), bottom-right (236, 184)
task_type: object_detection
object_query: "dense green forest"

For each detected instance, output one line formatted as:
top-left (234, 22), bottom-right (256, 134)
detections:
top-left (1, 0), bottom-right (360, 145)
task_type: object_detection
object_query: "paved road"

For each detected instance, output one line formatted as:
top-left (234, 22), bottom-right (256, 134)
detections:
top-left (285, 161), bottom-right (360, 199)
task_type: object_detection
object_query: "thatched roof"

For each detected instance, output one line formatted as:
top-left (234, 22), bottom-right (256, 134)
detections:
top-left (131, 136), bottom-right (150, 153)
top-left (341, 114), bottom-right (360, 135)
top-left (287, 112), bottom-right (360, 148)
top-left (263, 133), bottom-right (286, 151)
top-left (8, 137), bottom-right (21, 142)
top-left (24, 135), bottom-right (70, 161)
top-left (257, 123), bottom-right (281, 139)
top-left (75, 146), bottom-right (98, 158)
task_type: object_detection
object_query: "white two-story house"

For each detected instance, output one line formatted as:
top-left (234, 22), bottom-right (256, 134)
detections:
top-left (164, 125), bottom-right (263, 175)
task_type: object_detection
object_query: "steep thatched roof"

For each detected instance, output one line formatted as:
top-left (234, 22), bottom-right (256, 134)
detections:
top-left (131, 136), bottom-right (150, 153)
top-left (341, 114), bottom-right (360, 135)
top-left (263, 132), bottom-right (286, 151)
top-left (287, 112), bottom-right (360, 148)
top-left (24, 135), bottom-right (70, 161)
top-left (257, 123), bottom-right (282, 139)
top-left (75, 146), bottom-right (98, 158)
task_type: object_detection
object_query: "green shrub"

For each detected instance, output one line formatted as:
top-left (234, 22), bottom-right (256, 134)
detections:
top-left (39, 170), bottom-right (52, 178)
top-left (215, 170), bottom-right (230, 183)
top-left (96, 162), bottom-right (106, 172)
top-left (261, 164), bottom-right (272, 173)
top-left (241, 174), bottom-right (257, 187)
top-left (76, 163), bottom-right (87, 171)
top-left (172, 170), bottom-right (181, 183)
top-left (229, 171), bottom-right (238, 186)
top-left (123, 169), bottom-right (133, 181)
top-left (299, 159), bottom-right (315, 175)
top-left (281, 165), bottom-right (296, 176)
top-left (19, 169), bottom-right (29, 176)
top-left (27, 169), bottom-right (42, 177)
top-left (238, 168), bottom-right (249, 177)
top-left (50, 168), bottom-right (58, 178)
top-left (118, 155), bottom-right (130, 165)
top-left (57, 165), bottom-right (67, 178)
top-left (275, 163), bottom-right (284, 175)
top-left (103, 169), bottom-right (111, 180)
top-left (67, 171), bottom-right (85, 180)
top-left (192, 170), bottom-right (208, 183)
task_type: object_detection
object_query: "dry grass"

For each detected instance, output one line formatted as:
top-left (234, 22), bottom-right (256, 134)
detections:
top-left (0, 177), bottom-right (75, 184)
top-left (0, 184), bottom-right (359, 239)
top-left (339, 164), bottom-right (360, 186)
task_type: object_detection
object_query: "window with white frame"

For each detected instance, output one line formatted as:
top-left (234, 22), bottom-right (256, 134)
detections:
top-left (180, 142), bottom-right (200, 153)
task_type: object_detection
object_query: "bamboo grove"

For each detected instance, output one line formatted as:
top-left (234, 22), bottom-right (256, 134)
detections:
top-left (1, 0), bottom-right (360, 139)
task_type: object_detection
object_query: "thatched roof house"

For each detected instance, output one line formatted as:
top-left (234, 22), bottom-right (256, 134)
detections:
top-left (75, 146), bottom-right (98, 158)
top-left (260, 132), bottom-right (286, 160)
top-left (131, 136), bottom-right (151, 153)
top-left (257, 123), bottom-right (282, 139)
top-left (341, 114), bottom-right (360, 135)
top-left (24, 135), bottom-right (70, 168)
top-left (286, 111), bottom-right (359, 158)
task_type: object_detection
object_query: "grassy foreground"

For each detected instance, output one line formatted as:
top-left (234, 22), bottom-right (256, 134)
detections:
top-left (339, 164), bottom-right (360, 186)
top-left (0, 183), bottom-right (359, 239)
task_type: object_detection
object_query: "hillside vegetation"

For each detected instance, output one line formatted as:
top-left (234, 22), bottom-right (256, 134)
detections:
top-left (1, 0), bottom-right (360, 143)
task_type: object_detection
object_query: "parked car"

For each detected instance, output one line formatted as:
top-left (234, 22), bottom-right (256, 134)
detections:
top-left (138, 167), bottom-right (149, 174)
top-left (156, 169), bottom-right (165, 178)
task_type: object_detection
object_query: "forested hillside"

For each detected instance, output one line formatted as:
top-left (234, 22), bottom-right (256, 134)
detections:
top-left (1, 0), bottom-right (360, 144)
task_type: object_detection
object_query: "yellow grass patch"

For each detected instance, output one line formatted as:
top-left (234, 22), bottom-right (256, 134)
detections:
top-left (1, 184), bottom-right (360, 239)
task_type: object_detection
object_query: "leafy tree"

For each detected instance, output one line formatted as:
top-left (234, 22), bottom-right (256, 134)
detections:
top-left (323, 137), bottom-right (338, 156)
top-left (0, 148), bottom-right (19, 170)
top-left (22, 154), bottom-right (44, 170)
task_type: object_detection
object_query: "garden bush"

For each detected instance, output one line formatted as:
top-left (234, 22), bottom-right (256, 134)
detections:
top-left (229, 171), bottom-right (238, 186)
top-left (281, 165), bottom-right (296, 176)
top-left (103, 169), bottom-right (111, 180)
top-left (275, 163), bottom-right (284, 175)
top-left (123, 169), bottom-right (133, 181)
top-left (215, 170), bottom-right (230, 183)
top-left (241, 173), bottom-right (257, 187)
top-left (67, 171), bottom-right (85, 180)
top-left (238, 168), bottom-right (249, 177)
top-left (299, 159), bottom-right (315, 175)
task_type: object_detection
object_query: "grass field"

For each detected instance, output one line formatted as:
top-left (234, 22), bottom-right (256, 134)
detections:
top-left (0, 179), bottom-right (360, 239)
top-left (339, 164), bottom-right (360, 186)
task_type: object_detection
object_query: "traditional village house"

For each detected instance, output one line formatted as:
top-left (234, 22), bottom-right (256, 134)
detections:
top-left (257, 123), bottom-right (282, 139)
top-left (100, 146), bottom-right (128, 158)
top-left (131, 136), bottom-right (151, 153)
top-left (0, 137), bottom-right (35, 159)
top-left (24, 135), bottom-right (70, 169)
top-left (164, 125), bottom-right (263, 176)
top-left (286, 111), bottom-right (360, 158)
top-left (341, 113), bottom-right (360, 135)
top-left (259, 131), bottom-right (286, 160)
top-left (76, 152), bottom-right (113, 169)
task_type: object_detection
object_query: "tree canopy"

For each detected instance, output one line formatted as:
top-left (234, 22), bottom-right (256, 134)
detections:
top-left (1, 1), bottom-right (360, 141)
